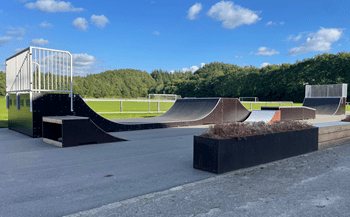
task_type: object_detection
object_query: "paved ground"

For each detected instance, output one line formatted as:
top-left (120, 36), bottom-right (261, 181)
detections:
top-left (1, 113), bottom-right (350, 217)
top-left (0, 127), bottom-right (213, 217)
top-left (65, 143), bottom-right (350, 217)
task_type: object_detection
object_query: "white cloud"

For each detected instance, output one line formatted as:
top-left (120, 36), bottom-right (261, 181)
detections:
top-left (280, 21), bottom-right (284, 25)
top-left (90, 14), bottom-right (109, 28)
top-left (13, 48), bottom-right (25, 53)
top-left (286, 33), bottom-right (303, 42)
top-left (25, 0), bottom-right (84, 13)
top-left (40, 21), bottom-right (53, 28)
top-left (187, 3), bottom-right (202, 20)
top-left (72, 17), bottom-right (88, 31)
top-left (181, 63), bottom-right (205, 73)
top-left (153, 31), bottom-right (160, 35)
top-left (31, 38), bottom-right (49, 46)
top-left (72, 53), bottom-right (103, 75)
top-left (287, 27), bottom-right (344, 56)
top-left (16, 37), bottom-right (24, 41)
top-left (7, 27), bottom-right (25, 36)
top-left (234, 55), bottom-right (243, 59)
top-left (170, 70), bottom-right (175, 73)
top-left (255, 47), bottom-right (279, 56)
top-left (249, 51), bottom-right (254, 55)
top-left (0, 36), bottom-right (12, 46)
top-left (265, 21), bottom-right (275, 26)
top-left (182, 65), bottom-right (199, 73)
top-left (207, 1), bottom-right (261, 29)
top-left (260, 62), bottom-right (270, 68)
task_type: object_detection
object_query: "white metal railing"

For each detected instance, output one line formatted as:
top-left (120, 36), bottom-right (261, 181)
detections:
top-left (305, 84), bottom-right (348, 98)
top-left (6, 46), bottom-right (73, 111)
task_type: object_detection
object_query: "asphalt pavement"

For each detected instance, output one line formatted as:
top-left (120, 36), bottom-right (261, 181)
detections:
top-left (1, 115), bottom-right (350, 217)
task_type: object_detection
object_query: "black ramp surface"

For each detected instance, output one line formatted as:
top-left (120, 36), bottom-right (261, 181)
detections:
top-left (302, 97), bottom-right (342, 115)
top-left (73, 95), bottom-right (249, 131)
top-left (43, 116), bottom-right (126, 147)
top-left (120, 98), bottom-right (220, 123)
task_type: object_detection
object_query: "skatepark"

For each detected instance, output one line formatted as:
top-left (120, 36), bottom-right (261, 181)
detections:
top-left (2, 47), bottom-right (350, 216)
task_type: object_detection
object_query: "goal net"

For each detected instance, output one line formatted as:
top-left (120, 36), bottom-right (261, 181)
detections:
top-left (148, 94), bottom-right (179, 101)
top-left (238, 97), bottom-right (259, 102)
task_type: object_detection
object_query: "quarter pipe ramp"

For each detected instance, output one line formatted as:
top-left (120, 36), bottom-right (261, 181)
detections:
top-left (302, 97), bottom-right (346, 115)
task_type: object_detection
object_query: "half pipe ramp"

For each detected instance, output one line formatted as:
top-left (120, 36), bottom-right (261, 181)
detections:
top-left (73, 95), bottom-right (251, 132)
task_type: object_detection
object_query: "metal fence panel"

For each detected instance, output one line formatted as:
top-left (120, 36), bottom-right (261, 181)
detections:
top-left (6, 46), bottom-right (74, 111)
top-left (305, 84), bottom-right (347, 98)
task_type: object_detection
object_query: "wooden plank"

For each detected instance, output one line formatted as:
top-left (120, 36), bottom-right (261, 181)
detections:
top-left (319, 130), bottom-right (350, 143)
top-left (318, 124), bottom-right (350, 134)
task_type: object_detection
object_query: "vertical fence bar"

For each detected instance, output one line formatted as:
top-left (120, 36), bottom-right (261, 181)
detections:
top-left (157, 101), bottom-right (160, 113)
top-left (148, 100), bottom-right (150, 113)
top-left (120, 101), bottom-right (123, 113)
top-left (38, 49), bottom-right (41, 92)
top-left (66, 53), bottom-right (68, 90)
top-left (43, 49), bottom-right (46, 90)
top-left (70, 53), bottom-right (73, 111)
top-left (34, 48), bottom-right (36, 90)
top-left (29, 47), bottom-right (33, 112)
top-left (62, 52), bottom-right (65, 90)
top-left (55, 51), bottom-right (58, 90)
top-left (51, 51), bottom-right (53, 90)
top-left (27, 51), bottom-right (30, 90)
top-left (59, 52), bottom-right (61, 90)
top-left (46, 49), bottom-right (49, 90)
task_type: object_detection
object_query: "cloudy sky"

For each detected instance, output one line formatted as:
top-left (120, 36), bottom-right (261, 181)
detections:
top-left (0, 0), bottom-right (349, 75)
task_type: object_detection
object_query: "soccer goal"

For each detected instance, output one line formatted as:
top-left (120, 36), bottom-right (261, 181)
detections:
top-left (148, 94), bottom-right (179, 101)
top-left (238, 97), bottom-right (259, 102)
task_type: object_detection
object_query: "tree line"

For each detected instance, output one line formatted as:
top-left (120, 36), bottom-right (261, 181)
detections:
top-left (1, 51), bottom-right (350, 103)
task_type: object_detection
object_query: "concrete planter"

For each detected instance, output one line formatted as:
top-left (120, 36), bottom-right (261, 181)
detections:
top-left (193, 128), bottom-right (318, 174)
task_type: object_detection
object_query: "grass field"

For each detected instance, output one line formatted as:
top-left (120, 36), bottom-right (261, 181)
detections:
top-left (241, 102), bottom-right (303, 110)
top-left (0, 98), bottom-right (349, 128)
top-left (85, 101), bottom-right (174, 112)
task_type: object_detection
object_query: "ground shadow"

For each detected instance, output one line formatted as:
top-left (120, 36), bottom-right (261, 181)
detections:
top-left (0, 120), bottom-right (8, 128)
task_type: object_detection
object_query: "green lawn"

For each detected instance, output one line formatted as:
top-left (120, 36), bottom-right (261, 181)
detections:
top-left (0, 98), bottom-right (349, 129)
top-left (241, 102), bottom-right (303, 110)
top-left (86, 101), bottom-right (174, 112)
top-left (0, 98), bottom-right (8, 128)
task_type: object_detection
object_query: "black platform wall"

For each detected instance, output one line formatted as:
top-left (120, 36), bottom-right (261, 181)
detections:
top-left (8, 93), bottom-right (73, 137)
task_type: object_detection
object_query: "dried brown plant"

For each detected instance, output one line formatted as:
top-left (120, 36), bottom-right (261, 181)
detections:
top-left (341, 115), bottom-right (350, 122)
top-left (200, 120), bottom-right (314, 140)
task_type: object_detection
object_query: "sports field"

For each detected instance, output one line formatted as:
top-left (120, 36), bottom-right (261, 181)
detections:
top-left (0, 98), bottom-right (349, 128)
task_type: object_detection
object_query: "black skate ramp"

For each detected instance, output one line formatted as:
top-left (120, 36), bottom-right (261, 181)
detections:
top-left (42, 116), bottom-right (127, 147)
top-left (73, 95), bottom-right (250, 132)
top-left (302, 97), bottom-right (346, 115)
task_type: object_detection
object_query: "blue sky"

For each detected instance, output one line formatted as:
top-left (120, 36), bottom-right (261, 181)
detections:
top-left (0, 0), bottom-right (349, 76)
